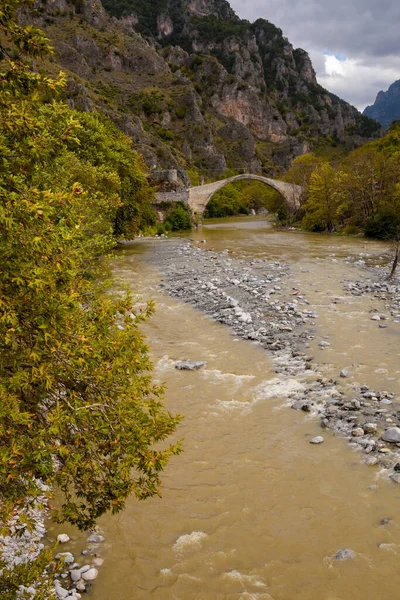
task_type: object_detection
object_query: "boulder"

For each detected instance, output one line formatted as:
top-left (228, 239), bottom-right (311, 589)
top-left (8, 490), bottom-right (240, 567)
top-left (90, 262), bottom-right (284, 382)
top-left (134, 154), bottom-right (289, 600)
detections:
top-left (334, 548), bottom-right (356, 561)
top-left (382, 427), bottom-right (400, 443)
top-left (175, 361), bottom-right (206, 370)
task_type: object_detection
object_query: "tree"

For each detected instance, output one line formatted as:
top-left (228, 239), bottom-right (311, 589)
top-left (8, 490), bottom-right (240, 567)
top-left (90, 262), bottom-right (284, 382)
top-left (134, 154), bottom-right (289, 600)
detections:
top-left (339, 146), bottom-right (399, 224)
top-left (0, 2), bottom-right (182, 593)
top-left (283, 153), bottom-right (324, 194)
top-left (303, 162), bottom-right (340, 232)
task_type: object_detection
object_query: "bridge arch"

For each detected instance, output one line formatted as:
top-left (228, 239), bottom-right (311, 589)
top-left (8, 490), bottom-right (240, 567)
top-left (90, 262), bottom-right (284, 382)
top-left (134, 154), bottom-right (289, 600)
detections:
top-left (188, 174), bottom-right (302, 221)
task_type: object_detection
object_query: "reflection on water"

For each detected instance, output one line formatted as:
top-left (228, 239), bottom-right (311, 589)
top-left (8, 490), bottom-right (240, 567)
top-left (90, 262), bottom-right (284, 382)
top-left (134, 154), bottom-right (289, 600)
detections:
top-left (63, 218), bottom-right (400, 599)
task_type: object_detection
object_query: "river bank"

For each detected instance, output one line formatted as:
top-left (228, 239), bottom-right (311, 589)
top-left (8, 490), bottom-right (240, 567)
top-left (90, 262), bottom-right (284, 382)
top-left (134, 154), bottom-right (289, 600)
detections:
top-left (149, 234), bottom-right (400, 476)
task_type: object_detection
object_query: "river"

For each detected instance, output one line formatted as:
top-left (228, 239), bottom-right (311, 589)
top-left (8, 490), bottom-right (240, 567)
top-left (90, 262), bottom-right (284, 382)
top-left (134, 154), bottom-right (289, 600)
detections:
top-left (54, 217), bottom-right (400, 600)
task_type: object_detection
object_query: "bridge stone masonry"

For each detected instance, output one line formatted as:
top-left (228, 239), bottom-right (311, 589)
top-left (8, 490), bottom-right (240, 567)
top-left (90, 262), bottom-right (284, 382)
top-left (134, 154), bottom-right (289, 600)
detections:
top-left (154, 172), bottom-right (303, 224)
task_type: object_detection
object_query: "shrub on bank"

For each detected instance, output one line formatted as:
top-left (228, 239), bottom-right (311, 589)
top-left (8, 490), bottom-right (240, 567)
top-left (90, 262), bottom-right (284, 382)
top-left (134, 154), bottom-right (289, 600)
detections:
top-left (165, 203), bottom-right (192, 230)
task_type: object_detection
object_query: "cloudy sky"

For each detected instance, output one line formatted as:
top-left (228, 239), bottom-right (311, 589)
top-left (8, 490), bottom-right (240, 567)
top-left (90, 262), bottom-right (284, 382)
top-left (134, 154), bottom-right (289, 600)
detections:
top-left (229, 0), bottom-right (400, 111)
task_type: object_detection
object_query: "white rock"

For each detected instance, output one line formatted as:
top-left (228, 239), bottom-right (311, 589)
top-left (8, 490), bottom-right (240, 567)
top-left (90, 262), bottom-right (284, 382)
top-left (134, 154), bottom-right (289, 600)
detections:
top-left (81, 568), bottom-right (99, 581)
top-left (54, 583), bottom-right (69, 599)
top-left (79, 565), bottom-right (91, 573)
top-left (364, 423), bottom-right (378, 433)
top-left (310, 436), bottom-right (324, 444)
top-left (57, 534), bottom-right (70, 544)
top-left (70, 569), bottom-right (82, 582)
top-left (56, 552), bottom-right (74, 564)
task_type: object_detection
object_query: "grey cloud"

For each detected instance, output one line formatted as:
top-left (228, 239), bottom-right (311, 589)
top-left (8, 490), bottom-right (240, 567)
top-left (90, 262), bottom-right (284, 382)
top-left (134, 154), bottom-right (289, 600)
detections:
top-left (230, 0), bottom-right (400, 60)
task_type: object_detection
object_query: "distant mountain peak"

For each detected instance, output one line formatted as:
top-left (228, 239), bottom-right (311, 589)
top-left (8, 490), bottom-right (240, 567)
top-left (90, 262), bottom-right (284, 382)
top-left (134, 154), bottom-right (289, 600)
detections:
top-left (363, 80), bottom-right (400, 130)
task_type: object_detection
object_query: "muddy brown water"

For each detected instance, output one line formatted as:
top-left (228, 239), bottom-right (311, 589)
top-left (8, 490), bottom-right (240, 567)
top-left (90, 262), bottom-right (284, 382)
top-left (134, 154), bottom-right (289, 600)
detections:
top-left (54, 218), bottom-right (400, 600)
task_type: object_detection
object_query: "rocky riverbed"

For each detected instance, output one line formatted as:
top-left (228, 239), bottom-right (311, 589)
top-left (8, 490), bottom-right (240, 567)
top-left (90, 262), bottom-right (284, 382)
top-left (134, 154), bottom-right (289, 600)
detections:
top-left (151, 238), bottom-right (400, 478)
top-left (0, 491), bottom-right (106, 598)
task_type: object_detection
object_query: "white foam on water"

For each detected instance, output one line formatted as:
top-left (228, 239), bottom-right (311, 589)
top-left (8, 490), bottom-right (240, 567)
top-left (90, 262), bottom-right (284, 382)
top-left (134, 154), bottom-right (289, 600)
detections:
top-left (223, 570), bottom-right (268, 589)
top-left (173, 531), bottom-right (208, 554)
top-left (203, 369), bottom-right (255, 386)
top-left (177, 573), bottom-right (201, 582)
top-left (239, 594), bottom-right (274, 600)
top-left (213, 398), bottom-right (253, 415)
top-left (156, 355), bottom-right (176, 374)
top-left (211, 376), bottom-right (306, 416)
top-left (159, 568), bottom-right (174, 578)
top-left (253, 377), bottom-right (305, 402)
top-left (378, 543), bottom-right (398, 553)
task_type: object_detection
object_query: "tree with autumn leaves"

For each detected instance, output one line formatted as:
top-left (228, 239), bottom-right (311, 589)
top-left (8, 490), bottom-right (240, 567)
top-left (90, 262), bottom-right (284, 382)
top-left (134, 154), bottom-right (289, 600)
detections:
top-left (0, 1), bottom-right (181, 594)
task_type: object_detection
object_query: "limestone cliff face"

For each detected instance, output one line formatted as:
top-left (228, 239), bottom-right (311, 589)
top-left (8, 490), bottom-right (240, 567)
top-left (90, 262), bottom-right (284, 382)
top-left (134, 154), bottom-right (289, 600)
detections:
top-left (28, 0), bottom-right (380, 184)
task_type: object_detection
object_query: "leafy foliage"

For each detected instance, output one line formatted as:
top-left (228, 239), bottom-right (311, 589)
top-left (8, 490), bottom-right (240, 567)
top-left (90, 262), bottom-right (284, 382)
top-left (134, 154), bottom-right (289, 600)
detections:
top-left (165, 202), bottom-right (191, 230)
top-left (302, 163), bottom-right (340, 232)
top-left (0, 5), bottom-right (182, 595)
top-left (286, 124), bottom-right (400, 237)
top-left (204, 181), bottom-right (280, 218)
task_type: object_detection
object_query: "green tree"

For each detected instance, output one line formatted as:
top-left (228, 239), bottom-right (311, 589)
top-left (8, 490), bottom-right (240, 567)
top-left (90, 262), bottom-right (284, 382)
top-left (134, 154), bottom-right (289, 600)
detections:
top-left (303, 162), bottom-right (340, 232)
top-left (283, 153), bottom-right (324, 195)
top-left (0, 2), bottom-right (182, 593)
top-left (339, 146), bottom-right (399, 224)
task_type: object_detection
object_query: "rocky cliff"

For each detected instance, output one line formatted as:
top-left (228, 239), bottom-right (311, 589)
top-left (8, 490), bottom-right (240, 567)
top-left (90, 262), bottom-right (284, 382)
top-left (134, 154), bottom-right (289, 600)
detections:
top-left (27, 0), bottom-right (380, 185)
top-left (364, 80), bottom-right (400, 131)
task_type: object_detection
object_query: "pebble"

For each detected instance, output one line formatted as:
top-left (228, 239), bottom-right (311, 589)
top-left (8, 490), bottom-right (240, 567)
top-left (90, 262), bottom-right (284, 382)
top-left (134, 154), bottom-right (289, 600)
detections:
top-left (310, 436), bottom-right (324, 444)
top-left (87, 533), bottom-right (105, 544)
top-left (363, 423), bottom-right (378, 433)
top-left (54, 582), bottom-right (69, 599)
top-left (352, 428), bottom-right (364, 437)
top-left (334, 549), bottom-right (356, 561)
top-left (340, 369), bottom-right (351, 378)
top-left (56, 552), bottom-right (75, 564)
top-left (70, 569), bottom-right (83, 582)
top-left (57, 534), bottom-right (71, 544)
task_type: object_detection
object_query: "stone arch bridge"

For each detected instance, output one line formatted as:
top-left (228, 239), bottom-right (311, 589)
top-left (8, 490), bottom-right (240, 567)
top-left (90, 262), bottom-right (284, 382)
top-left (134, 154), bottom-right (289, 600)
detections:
top-left (188, 174), bottom-right (302, 220)
top-left (154, 173), bottom-right (303, 222)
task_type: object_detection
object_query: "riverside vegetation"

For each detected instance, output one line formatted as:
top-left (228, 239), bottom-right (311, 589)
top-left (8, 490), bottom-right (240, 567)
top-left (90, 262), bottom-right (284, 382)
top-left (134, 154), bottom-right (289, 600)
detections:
top-left (0, 2), bottom-right (182, 597)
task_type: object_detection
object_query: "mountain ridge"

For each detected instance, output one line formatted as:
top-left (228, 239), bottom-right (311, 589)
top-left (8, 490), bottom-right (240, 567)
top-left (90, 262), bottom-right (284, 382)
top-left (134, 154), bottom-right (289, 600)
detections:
top-left (363, 80), bottom-right (400, 131)
top-left (27, 0), bottom-right (380, 185)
